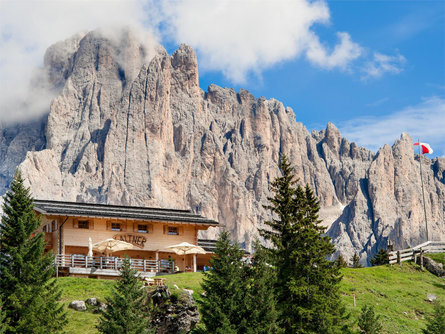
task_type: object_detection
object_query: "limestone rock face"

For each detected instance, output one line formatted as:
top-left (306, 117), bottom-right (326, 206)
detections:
top-left (0, 28), bottom-right (441, 262)
top-left (0, 116), bottom-right (47, 194)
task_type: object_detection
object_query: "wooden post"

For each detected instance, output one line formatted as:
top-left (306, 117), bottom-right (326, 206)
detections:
top-left (85, 256), bottom-right (88, 268)
top-left (143, 259), bottom-right (146, 272)
top-left (397, 251), bottom-right (401, 265)
top-left (71, 254), bottom-right (74, 267)
top-left (100, 256), bottom-right (103, 269)
top-left (193, 254), bottom-right (197, 273)
top-left (420, 248), bottom-right (424, 271)
top-left (155, 251), bottom-right (159, 272)
top-left (56, 256), bottom-right (59, 278)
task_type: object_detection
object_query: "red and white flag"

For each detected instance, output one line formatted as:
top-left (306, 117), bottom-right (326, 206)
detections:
top-left (414, 142), bottom-right (434, 154)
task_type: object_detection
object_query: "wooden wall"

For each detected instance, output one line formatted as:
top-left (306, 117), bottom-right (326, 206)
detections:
top-left (39, 214), bottom-right (216, 271)
top-left (41, 215), bottom-right (211, 254)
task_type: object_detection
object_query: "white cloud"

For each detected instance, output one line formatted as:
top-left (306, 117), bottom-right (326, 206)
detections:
top-left (306, 32), bottom-right (362, 70)
top-left (339, 97), bottom-right (445, 156)
top-left (148, 0), bottom-right (363, 83)
top-left (0, 0), bottom-right (405, 124)
top-left (0, 0), bottom-right (149, 124)
top-left (362, 51), bottom-right (406, 80)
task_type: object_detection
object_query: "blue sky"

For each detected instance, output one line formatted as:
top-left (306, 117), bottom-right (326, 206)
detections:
top-left (156, 0), bottom-right (445, 156)
top-left (1, 0), bottom-right (444, 156)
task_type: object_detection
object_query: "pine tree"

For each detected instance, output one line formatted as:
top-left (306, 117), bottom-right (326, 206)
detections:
top-left (97, 257), bottom-right (151, 334)
top-left (370, 248), bottom-right (389, 266)
top-left (260, 154), bottom-right (349, 334)
top-left (335, 254), bottom-right (348, 268)
top-left (198, 232), bottom-right (282, 333)
top-left (0, 171), bottom-right (66, 333)
top-left (423, 302), bottom-right (445, 334)
top-left (244, 241), bottom-right (282, 334)
top-left (352, 253), bottom-right (363, 268)
top-left (0, 297), bottom-right (7, 334)
top-left (198, 230), bottom-right (247, 334)
top-left (358, 305), bottom-right (382, 334)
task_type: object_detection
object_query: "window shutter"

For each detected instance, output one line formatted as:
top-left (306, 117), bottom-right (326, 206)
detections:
top-left (179, 226), bottom-right (184, 235)
top-left (121, 223), bottom-right (126, 232)
top-left (163, 225), bottom-right (167, 234)
top-left (89, 220), bottom-right (94, 230)
top-left (148, 224), bottom-right (154, 233)
top-left (107, 221), bottom-right (112, 231)
top-left (73, 219), bottom-right (78, 229)
top-left (133, 223), bottom-right (137, 232)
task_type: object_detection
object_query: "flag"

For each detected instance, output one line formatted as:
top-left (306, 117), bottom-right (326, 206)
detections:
top-left (414, 142), bottom-right (434, 154)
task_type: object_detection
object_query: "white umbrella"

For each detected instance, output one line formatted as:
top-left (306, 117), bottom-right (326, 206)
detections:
top-left (166, 242), bottom-right (206, 272)
top-left (87, 237), bottom-right (93, 257)
top-left (93, 238), bottom-right (133, 256)
top-left (166, 242), bottom-right (206, 255)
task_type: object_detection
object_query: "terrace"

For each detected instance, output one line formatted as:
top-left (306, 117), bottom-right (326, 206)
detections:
top-left (54, 239), bottom-right (217, 278)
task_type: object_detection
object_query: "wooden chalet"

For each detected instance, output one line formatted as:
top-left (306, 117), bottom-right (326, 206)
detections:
top-left (35, 200), bottom-right (218, 278)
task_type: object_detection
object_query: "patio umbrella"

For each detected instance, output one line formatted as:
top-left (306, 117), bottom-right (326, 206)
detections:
top-left (166, 242), bottom-right (206, 272)
top-left (93, 238), bottom-right (133, 256)
top-left (166, 242), bottom-right (206, 255)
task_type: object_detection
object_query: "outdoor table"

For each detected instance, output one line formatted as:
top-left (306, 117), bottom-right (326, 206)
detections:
top-left (153, 278), bottom-right (165, 286)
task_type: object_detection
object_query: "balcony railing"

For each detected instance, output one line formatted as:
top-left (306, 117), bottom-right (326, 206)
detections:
top-left (55, 254), bottom-right (174, 273)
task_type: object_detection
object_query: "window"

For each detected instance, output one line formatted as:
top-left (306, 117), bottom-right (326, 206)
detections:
top-left (74, 219), bottom-right (94, 229)
top-left (111, 223), bottom-right (121, 231)
top-left (78, 220), bottom-right (90, 229)
top-left (137, 224), bottom-right (148, 233)
top-left (168, 226), bottom-right (179, 235)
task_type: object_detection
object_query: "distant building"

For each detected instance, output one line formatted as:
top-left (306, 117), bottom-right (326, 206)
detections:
top-left (35, 200), bottom-right (218, 278)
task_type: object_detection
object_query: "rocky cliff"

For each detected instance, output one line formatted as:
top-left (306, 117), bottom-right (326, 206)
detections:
top-left (1, 29), bottom-right (444, 262)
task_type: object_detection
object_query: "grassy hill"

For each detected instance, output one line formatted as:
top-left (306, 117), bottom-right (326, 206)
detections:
top-left (58, 263), bottom-right (444, 333)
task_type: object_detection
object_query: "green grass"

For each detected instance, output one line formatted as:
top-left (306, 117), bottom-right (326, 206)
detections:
top-left (57, 274), bottom-right (206, 334)
top-left (57, 277), bottom-right (114, 334)
top-left (159, 272), bottom-right (204, 300)
top-left (425, 253), bottom-right (445, 266)
top-left (340, 262), bottom-right (445, 334)
top-left (58, 263), bottom-right (445, 334)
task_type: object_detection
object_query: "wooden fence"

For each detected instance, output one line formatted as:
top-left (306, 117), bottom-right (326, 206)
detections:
top-left (389, 241), bottom-right (445, 265)
top-left (54, 254), bottom-right (173, 273)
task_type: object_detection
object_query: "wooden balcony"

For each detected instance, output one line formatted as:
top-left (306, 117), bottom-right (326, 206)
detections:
top-left (54, 254), bottom-right (174, 278)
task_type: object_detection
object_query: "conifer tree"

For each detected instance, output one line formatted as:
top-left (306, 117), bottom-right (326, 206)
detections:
top-left (370, 248), bottom-right (389, 266)
top-left (0, 171), bottom-right (66, 333)
top-left (352, 253), bottom-right (363, 268)
top-left (198, 230), bottom-right (247, 334)
top-left (423, 302), bottom-right (445, 334)
top-left (97, 257), bottom-right (151, 334)
top-left (198, 233), bottom-right (282, 333)
top-left (244, 241), bottom-right (282, 334)
top-left (0, 298), bottom-right (7, 334)
top-left (260, 154), bottom-right (349, 334)
top-left (335, 254), bottom-right (348, 268)
top-left (358, 305), bottom-right (382, 334)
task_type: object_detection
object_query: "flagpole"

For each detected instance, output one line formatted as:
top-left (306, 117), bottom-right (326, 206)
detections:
top-left (418, 138), bottom-right (429, 241)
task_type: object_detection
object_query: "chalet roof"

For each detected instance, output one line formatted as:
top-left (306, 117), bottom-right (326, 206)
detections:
top-left (197, 239), bottom-right (217, 252)
top-left (33, 200), bottom-right (218, 226)
top-left (198, 239), bottom-right (250, 255)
